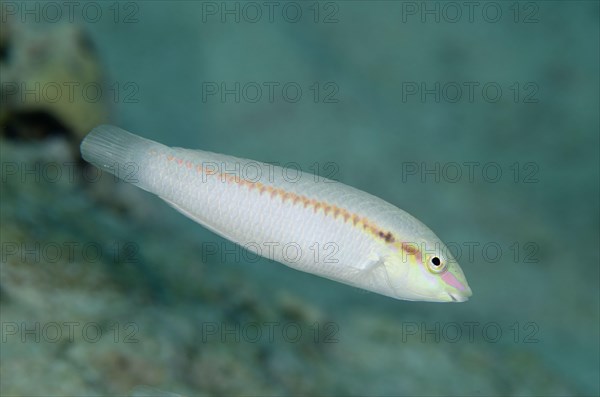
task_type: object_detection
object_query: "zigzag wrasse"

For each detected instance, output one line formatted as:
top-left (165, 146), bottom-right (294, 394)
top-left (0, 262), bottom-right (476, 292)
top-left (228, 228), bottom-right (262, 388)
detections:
top-left (81, 125), bottom-right (472, 302)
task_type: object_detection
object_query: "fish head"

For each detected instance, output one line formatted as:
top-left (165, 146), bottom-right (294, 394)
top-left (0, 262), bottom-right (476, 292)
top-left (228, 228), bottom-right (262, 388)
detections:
top-left (383, 230), bottom-right (472, 303)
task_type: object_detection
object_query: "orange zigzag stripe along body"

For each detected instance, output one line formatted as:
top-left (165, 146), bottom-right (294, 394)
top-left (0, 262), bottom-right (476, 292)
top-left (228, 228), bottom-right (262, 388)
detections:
top-left (164, 152), bottom-right (422, 263)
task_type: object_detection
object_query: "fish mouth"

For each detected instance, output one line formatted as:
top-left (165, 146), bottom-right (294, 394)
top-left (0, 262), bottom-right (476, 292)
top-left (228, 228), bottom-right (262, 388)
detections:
top-left (447, 291), bottom-right (470, 303)
top-left (448, 282), bottom-right (473, 302)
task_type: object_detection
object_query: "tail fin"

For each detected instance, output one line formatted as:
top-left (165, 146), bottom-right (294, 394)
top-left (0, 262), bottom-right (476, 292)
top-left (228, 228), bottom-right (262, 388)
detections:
top-left (80, 125), bottom-right (159, 183)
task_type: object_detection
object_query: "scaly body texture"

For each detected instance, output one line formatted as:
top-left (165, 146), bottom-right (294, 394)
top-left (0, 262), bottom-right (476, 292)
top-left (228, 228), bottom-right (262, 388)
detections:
top-left (81, 125), bottom-right (472, 302)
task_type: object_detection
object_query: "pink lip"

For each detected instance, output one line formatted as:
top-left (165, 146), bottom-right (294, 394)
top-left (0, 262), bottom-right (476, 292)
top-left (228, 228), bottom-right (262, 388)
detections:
top-left (441, 271), bottom-right (466, 291)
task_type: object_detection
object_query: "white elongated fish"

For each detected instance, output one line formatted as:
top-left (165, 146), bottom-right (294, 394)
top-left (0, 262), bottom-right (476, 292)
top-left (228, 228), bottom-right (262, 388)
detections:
top-left (81, 125), bottom-right (472, 302)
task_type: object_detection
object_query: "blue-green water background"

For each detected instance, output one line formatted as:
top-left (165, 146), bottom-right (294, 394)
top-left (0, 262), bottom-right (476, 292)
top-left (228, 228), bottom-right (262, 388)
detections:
top-left (1, 1), bottom-right (599, 395)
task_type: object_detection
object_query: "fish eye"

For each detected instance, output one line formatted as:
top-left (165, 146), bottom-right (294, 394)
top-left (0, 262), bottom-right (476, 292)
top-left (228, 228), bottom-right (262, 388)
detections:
top-left (427, 256), bottom-right (446, 274)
